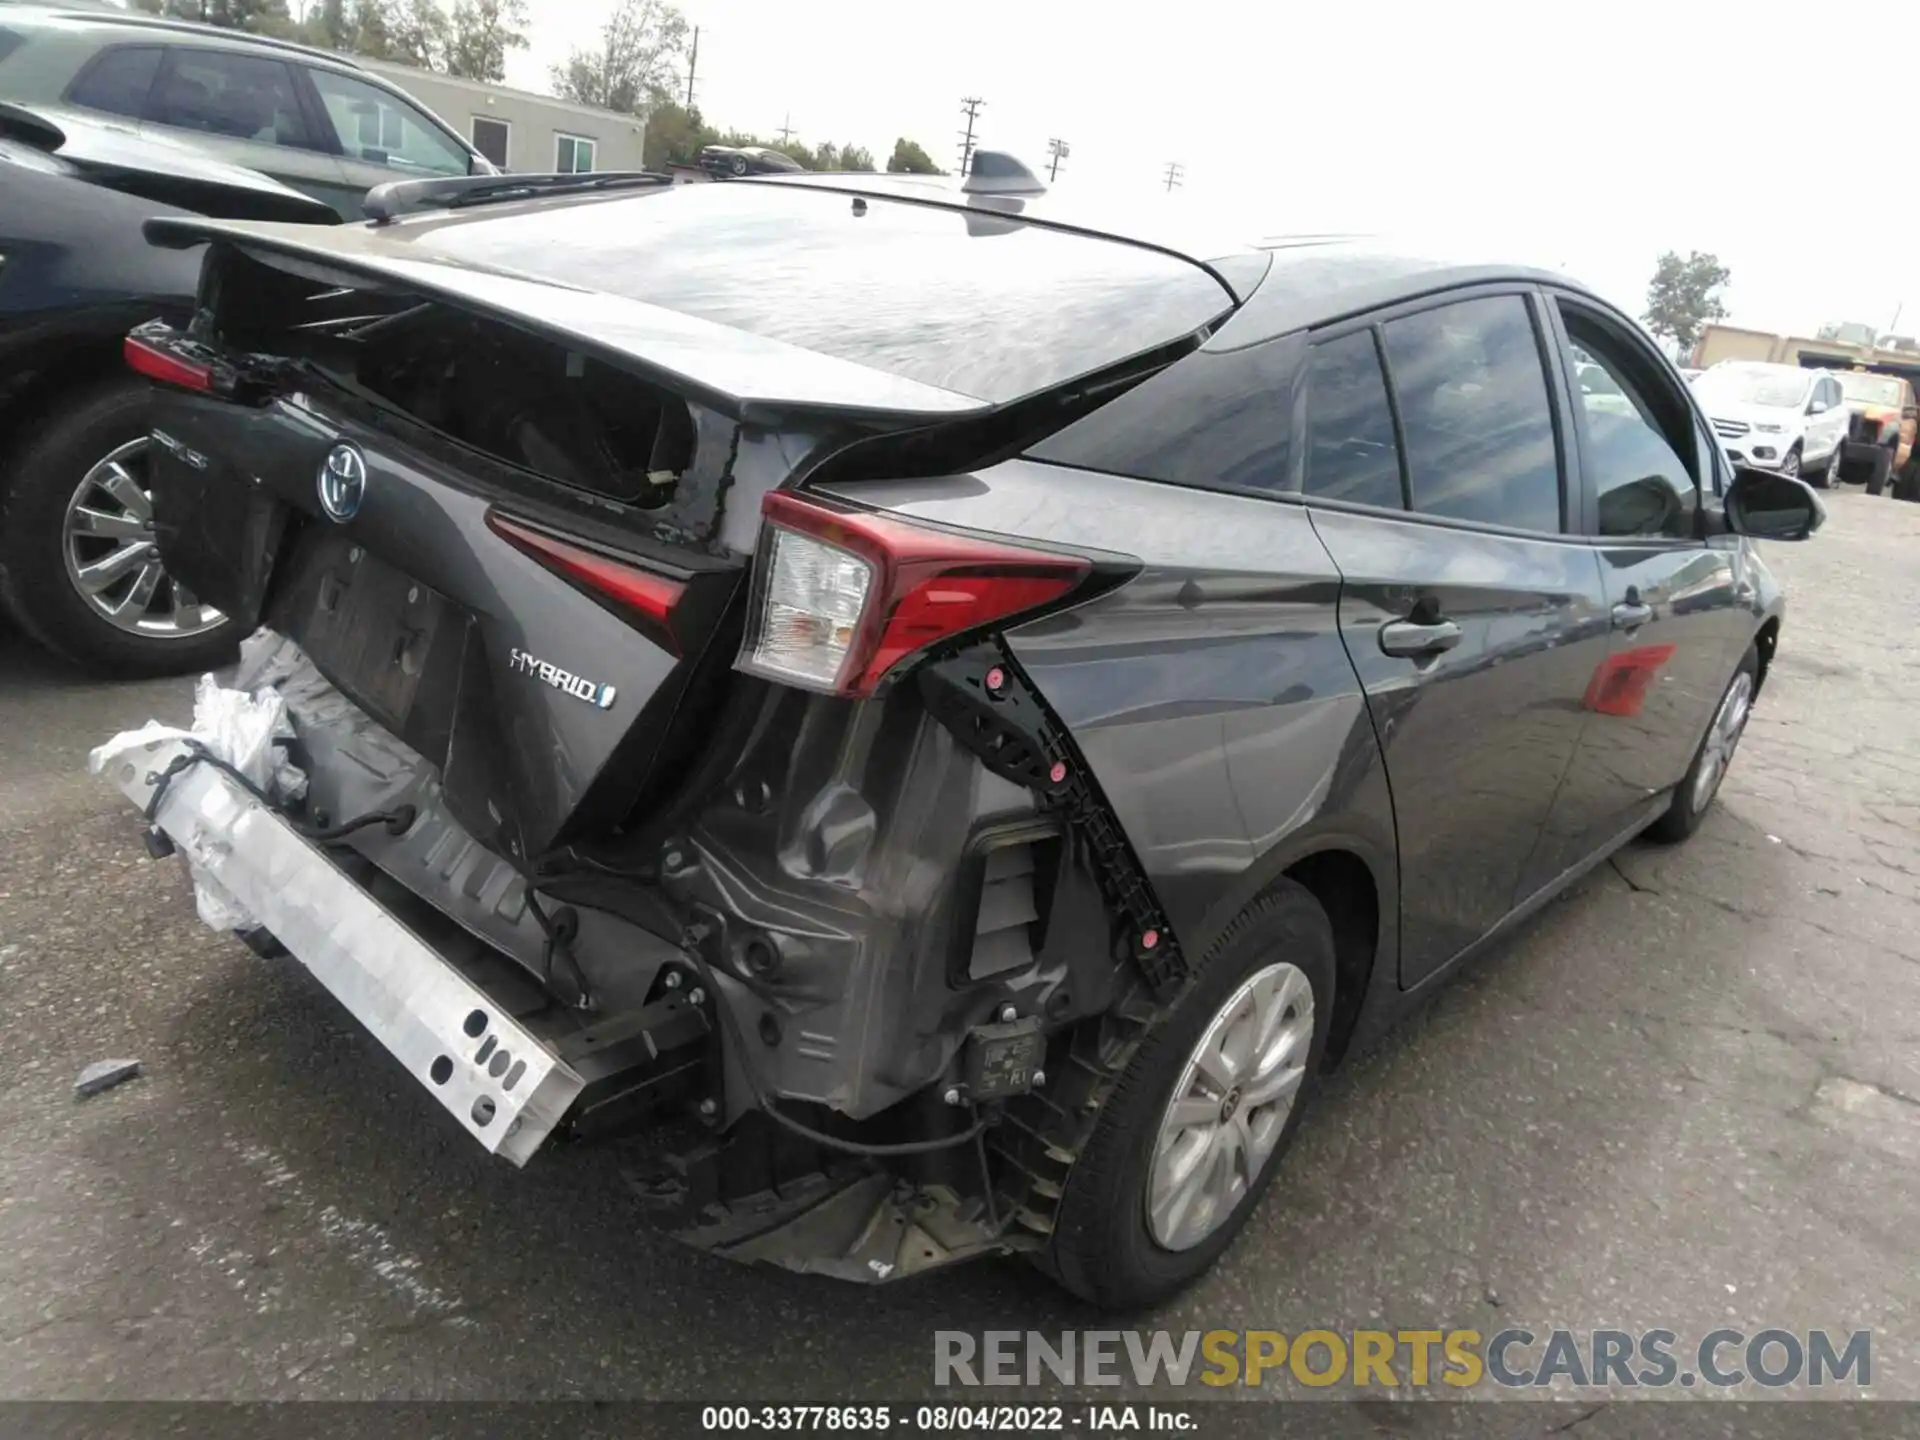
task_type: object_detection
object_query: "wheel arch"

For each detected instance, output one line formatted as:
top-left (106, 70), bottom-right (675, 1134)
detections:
top-left (1753, 614), bottom-right (1780, 697)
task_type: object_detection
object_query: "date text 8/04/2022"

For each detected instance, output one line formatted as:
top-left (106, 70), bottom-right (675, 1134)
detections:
top-left (699, 1405), bottom-right (1196, 1431)
top-left (932, 1328), bottom-right (1875, 1389)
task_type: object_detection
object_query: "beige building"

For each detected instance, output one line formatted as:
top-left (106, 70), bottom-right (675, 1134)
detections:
top-left (356, 59), bottom-right (646, 176)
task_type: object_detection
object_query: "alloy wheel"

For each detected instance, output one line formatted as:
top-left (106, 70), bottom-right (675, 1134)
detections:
top-left (1692, 670), bottom-right (1754, 814)
top-left (1145, 961), bottom-right (1314, 1252)
top-left (61, 438), bottom-right (226, 639)
top-left (1827, 448), bottom-right (1844, 487)
top-left (1782, 449), bottom-right (1801, 479)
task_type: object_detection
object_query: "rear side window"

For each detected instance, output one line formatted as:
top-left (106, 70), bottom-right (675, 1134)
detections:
top-left (1303, 331), bottom-right (1403, 509)
top-left (1024, 334), bottom-right (1303, 495)
top-left (1381, 295), bottom-right (1562, 533)
top-left (0, 27), bottom-right (23, 65)
top-left (66, 45), bottom-right (163, 120)
top-left (306, 67), bottom-right (469, 176)
top-left (151, 49), bottom-right (312, 147)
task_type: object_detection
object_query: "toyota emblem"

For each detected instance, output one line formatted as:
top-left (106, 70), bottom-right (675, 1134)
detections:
top-left (317, 443), bottom-right (367, 523)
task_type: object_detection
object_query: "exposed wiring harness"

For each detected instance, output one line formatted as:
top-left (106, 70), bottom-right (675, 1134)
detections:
top-left (142, 742), bottom-right (412, 841)
top-left (524, 887), bottom-right (595, 1012)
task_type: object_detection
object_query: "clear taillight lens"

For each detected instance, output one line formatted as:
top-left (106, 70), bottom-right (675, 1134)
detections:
top-left (737, 490), bottom-right (1094, 697)
top-left (754, 527), bottom-right (873, 687)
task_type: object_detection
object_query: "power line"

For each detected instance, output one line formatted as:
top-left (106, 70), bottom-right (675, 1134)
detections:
top-left (1162, 160), bottom-right (1184, 193)
top-left (1046, 137), bottom-right (1070, 182)
top-left (775, 112), bottom-right (796, 145)
top-left (957, 96), bottom-right (985, 176)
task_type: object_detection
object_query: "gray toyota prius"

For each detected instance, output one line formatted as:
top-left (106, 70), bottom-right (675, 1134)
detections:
top-left (102, 155), bottom-right (1822, 1308)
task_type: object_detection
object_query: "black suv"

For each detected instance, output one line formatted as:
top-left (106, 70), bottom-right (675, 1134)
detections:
top-left (98, 159), bottom-right (1820, 1308)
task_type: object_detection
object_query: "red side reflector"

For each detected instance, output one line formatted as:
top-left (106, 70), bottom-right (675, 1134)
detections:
top-left (486, 512), bottom-right (686, 652)
top-left (754, 490), bottom-right (1091, 697)
top-left (124, 334), bottom-right (212, 392)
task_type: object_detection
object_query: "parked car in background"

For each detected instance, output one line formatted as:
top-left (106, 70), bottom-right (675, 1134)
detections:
top-left (0, 4), bottom-right (492, 219)
top-left (697, 142), bottom-right (805, 178)
top-left (1691, 361), bottom-right (1849, 487)
top-left (103, 156), bottom-right (1821, 1308)
top-left (1833, 368), bottom-right (1917, 496)
top-left (0, 100), bottom-right (336, 673)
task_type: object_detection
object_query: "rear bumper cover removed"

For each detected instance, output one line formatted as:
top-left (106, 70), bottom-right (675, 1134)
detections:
top-left (100, 734), bottom-right (584, 1164)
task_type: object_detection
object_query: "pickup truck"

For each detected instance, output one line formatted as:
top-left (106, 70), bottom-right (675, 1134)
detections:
top-left (1833, 370), bottom-right (1915, 495)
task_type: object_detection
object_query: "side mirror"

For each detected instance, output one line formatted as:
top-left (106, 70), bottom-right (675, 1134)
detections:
top-left (1725, 466), bottom-right (1826, 541)
top-left (1808, 397), bottom-right (1830, 415)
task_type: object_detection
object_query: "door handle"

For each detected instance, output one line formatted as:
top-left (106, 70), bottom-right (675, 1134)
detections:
top-left (1611, 600), bottom-right (1654, 631)
top-left (1379, 618), bottom-right (1462, 657)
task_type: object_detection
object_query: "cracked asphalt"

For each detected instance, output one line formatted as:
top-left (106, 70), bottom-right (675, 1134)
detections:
top-left (1, 490), bottom-right (1917, 1406)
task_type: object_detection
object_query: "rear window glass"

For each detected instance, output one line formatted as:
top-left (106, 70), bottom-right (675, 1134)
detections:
top-left (66, 45), bottom-right (162, 120)
top-left (0, 27), bottom-right (22, 65)
top-left (406, 184), bottom-right (1235, 406)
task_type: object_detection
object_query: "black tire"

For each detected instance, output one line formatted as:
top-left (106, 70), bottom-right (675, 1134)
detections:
top-left (1864, 446), bottom-right (1892, 496)
top-left (1816, 445), bottom-right (1844, 489)
top-left (1042, 881), bottom-right (1336, 1310)
top-left (1779, 444), bottom-right (1802, 481)
top-left (729, 154), bottom-right (748, 176)
top-left (1645, 643), bottom-right (1760, 844)
top-left (0, 377), bottom-right (240, 677)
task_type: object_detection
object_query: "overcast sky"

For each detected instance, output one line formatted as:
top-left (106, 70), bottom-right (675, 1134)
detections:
top-left (500, 0), bottom-right (1905, 339)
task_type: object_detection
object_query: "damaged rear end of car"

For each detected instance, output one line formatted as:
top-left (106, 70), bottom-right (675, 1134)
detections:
top-left (102, 177), bottom-right (1249, 1282)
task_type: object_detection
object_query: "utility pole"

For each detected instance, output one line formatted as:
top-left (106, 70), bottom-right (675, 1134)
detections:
top-left (957, 96), bottom-right (985, 176)
top-left (775, 113), bottom-right (796, 144)
top-left (684, 26), bottom-right (699, 111)
top-left (1046, 137), bottom-right (1070, 182)
top-left (1162, 160), bottom-right (1184, 193)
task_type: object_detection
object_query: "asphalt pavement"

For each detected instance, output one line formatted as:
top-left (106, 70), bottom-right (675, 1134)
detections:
top-left (2, 489), bottom-right (1918, 1404)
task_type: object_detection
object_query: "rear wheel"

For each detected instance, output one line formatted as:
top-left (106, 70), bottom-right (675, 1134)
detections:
top-left (1645, 643), bottom-right (1758, 843)
top-left (0, 378), bottom-right (238, 676)
top-left (1865, 446), bottom-right (1892, 496)
top-left (1041, 881), bottom-right (1335, 1309)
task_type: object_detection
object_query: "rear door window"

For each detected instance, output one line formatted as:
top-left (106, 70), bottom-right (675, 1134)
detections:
top-left (150, 48), bottom-right (313, 148)
top-left (65, 45), bottom-right (163, 120)
top-left (305, 67), bottom-right (469, 176)
top-left (1303, 330), bottom-right (1404, 509)
top-left (1381, 295), bottom-right (1563, 533)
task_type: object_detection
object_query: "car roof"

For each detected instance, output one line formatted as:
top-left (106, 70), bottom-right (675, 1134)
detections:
top-left (1204, 234), bottom-right (1590, 343)
top-left (0, 5), bottom-right (369, 70)
top-left (748, 171), bottom-right (1279, 300)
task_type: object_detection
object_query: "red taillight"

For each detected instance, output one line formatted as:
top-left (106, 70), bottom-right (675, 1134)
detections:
top-left (738, 490), bottom-right (1091, 697)
top-left (487, 511), bottom-right (686, 652)
top-left (124, 334), bottom-right (212, 392)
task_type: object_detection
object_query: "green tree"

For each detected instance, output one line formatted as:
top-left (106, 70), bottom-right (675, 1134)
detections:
top-left (444, 0), bottom-right (527, 82)
top-left (345, 0), bottom-right (392, 58)
top-left (550, 0), bottom-right (690, 115)
top-left (885, 137), bottom-right (942, 174)
top-left (387, 0), bottom-right (452, 69)
top-left (640, 99), bottom-right (717, 168)
top-left (312, 0), bottom-right (350, 48)
top-left (1644, 250), bottom-right (1732, 355)
top-left (132, 0), bottom-right (295, 33)
top-left (836, 143), bottom-right (875, 172)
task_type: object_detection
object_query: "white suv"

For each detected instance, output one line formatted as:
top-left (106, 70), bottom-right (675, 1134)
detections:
top-left (1691, 362), bottom-right (1850, 487)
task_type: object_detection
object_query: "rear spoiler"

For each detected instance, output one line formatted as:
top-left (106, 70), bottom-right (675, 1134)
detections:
top-left (142, 215), bottom-right (989, 426)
